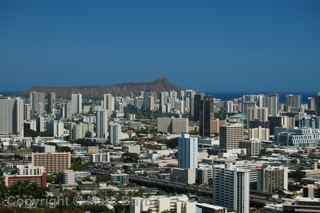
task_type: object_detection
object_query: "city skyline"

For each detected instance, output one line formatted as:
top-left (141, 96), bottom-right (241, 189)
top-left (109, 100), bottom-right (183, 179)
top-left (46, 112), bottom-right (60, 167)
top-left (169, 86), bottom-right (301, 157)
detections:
top-left (2, 0), bottom-right (320, 92)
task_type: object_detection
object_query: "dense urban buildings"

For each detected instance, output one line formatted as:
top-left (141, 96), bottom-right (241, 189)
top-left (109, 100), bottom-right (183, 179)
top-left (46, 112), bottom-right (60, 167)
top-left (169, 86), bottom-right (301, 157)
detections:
top-left (1, 82), bottom-right (320, 212)
top-left (212, 164), bottom-right (250, 213)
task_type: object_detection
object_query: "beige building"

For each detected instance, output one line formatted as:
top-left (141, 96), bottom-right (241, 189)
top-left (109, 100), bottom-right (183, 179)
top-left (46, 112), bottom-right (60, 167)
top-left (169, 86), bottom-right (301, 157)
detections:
top-left (249, 126), bottom-right (270, 140)
top-left (172, 118), bottom-right (189, 134)
top-left (257, 165), bottom-right (288, 193)
top-left (240, 139), bottom-right (262, 156)
top-left (247, 106), bottom-right (269, 122)
top-left (220, 123), bottom-right (243, 150)
top-left (32, 152), bottom-right (71, 173)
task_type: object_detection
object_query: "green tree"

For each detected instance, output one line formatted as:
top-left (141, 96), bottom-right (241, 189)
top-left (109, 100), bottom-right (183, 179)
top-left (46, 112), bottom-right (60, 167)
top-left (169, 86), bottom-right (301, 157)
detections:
top-left (0, 177), bottom-right (8, 202)
top-left (71, 157), bottom-right (91, 171)
top-left (122, 153), bottom-right (139, 163)
top-left (8, 181), bottom-right (46, 199)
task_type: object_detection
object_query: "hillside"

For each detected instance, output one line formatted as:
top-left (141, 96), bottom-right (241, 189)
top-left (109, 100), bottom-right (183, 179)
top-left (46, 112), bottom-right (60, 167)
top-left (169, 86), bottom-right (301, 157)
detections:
top-left (26, 77), bottom-right (180, 98)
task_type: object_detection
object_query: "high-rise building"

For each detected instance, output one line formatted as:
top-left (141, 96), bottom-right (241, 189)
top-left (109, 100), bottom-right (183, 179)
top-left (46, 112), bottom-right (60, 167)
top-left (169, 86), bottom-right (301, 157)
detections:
top-left (103, 93), bottom-right (115, 113)
top-left (249, 126), bottom-right (270, 140)
top-left (160, 91), bottom-right (169, 113)
top-left (171, 168), bottom-right (196, 185)
top-left (47, 92), bottom-right (56, 114)
top-left (30, 91), bottom-right (45, 116)
top-left (257, 165), bottom-right (288, 193)
top-left (0, 97), bottom-right (24, 136)
top-left (267, 94), bottom-right (278, 116)
top-left (71, 93), bottom-right (82, 115)
top-left (199, 97), bottom-right (215, 137)
top-left (48, 120), bottom-right (64, 137)
top-left (286, 95), bottom-right (301, 112)
top-left (226, 101), bottom-right (234, 113)
top-left (178, 133), bottom-right (198, 169)
top-left (32, 152), bottom-right (71, 173)
top-left (220, 123), bottom-right (243, 150)
top-left (247, 106), bottom-right (269, 122)
top-left (142, 92), bottom-right (156, 112)
top-left (239, 139), bottom-right (262, 156)
top-left (61, 101), bottom-right (72, 119)
top-left (24, 103), bottom-right (32, 121)
top-left (110, 122), bottom-right (121, 145)
top-left (96, 109), bottom-right (108, 139)
top-left (212, 164), bottom-right (250, 213)
top-left (313, 92), bottom-right (320, 115)
top-left (193, 93), bottom-right (204, 121)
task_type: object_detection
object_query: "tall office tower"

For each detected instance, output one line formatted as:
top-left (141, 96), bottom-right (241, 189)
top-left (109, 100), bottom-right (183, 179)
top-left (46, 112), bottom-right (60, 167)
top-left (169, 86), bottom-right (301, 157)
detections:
top-left (247, 106), bottom-right (269, 122)
top-left (46, 92), bottom-right (56, 114)
top-left (0, 97), bottom-right (24, 136)
top-left (220, 123), bottom-right (243, 150)
top-left (185, 89), bottom-right (195, 117)
top-left (212, 164), bottom-right (250, 213)
top-left (241, 101), bottom-right (256, 114)
top-left (256, 95), bottom-right (265, 107)
top-left (257, 165), bottom-right (288, 194)
top-left (36, 116), bottom-right (47, 132)
top-left (148, 95), bottom-right (156, 112)
top-left (309, 96), bottom-right (317, 112)
top-left (286, 95), bottom-right (301, 112)
top-left (267, 94), bottom-right (279, 116)
top-left (199, 97), bottom-right (215, 137)
top-left (184, 96), bottom-right (191, 114)
top-left (24, 103), bottom-right (32, 121)
top-left (30, 91), bottom-right (45, 116)
top-left (109, 122), bottom-right (121, 145)
top-left (178, 133), bottom-right (198, 169)
top-left (142, 92), bottom-right (152, 112)
top-left (103, 93), bottom-right (115, 113)
top-left (96, 109), bottom-right (108, 139)
top-left (160, 91), bottom-right (169, 113)
top-left (61, 102), bottom-right (72, 119)
top-left (226, 101), bottom-right (234, 113)
top-left (314, 92), bottom-right (320, 115)
top-left (71, 93), bottom-right (82, 115)
top-left (48, 120), bottom-right (64, 137)
top-left (193, 93), bottom-right (204, 121)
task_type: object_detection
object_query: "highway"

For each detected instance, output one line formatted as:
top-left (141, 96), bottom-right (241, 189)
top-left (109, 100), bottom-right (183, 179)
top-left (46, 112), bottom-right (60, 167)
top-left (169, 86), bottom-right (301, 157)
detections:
top-left (129, 175), bottom-right (278, 206)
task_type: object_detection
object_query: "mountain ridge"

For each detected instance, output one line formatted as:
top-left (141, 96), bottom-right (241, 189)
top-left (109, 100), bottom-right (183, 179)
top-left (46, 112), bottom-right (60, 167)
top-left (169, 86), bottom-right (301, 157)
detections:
top-left (26, 77), bottom-right (181, 98)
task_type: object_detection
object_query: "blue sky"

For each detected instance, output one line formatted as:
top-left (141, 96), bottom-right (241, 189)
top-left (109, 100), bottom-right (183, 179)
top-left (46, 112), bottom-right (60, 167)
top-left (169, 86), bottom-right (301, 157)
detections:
top-left (1, 0), bottom-right (320, 92)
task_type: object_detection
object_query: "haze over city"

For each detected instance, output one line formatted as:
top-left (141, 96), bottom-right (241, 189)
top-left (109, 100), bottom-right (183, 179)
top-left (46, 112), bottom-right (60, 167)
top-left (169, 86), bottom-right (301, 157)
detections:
top-left (2, 0), bottom-right (320, 92)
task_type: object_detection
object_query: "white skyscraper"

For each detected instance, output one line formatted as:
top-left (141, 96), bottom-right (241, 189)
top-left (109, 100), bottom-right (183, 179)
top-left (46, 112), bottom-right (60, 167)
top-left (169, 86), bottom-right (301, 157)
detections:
top-left (110, 122), bottom-right (121, 145)
top-left (96, 109), bottom-right (108, 139)
top-left (212, 164), bottom-right (250, 213)
top-left (30, 91), bottom-right (45, 116)
top-left (71, 93), bottom-right (82, 115)
top-left (103, 93), bottom-right (115, 113)
top-left (0, 97), bottom-right (24, 136)
top-left (178, 133), bottom-right (198, 169)
top-left (160, 91), bottom-right (169, 113)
